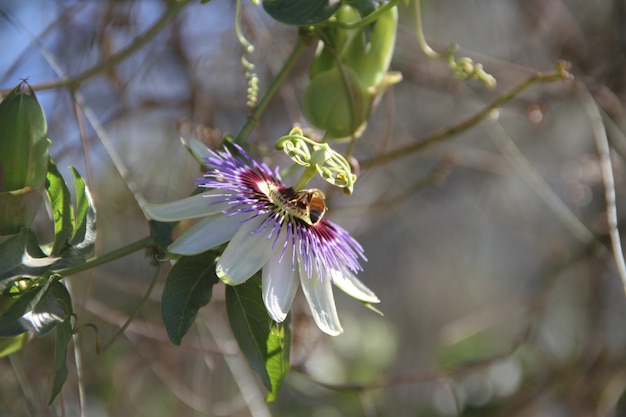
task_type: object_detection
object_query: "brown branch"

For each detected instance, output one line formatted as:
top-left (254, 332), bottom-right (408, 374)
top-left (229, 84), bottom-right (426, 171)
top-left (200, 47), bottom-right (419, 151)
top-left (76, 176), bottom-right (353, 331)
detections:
top-left (361, 60), bottom-right (574, 169)
top-left (1, 0), bottom-right (190, 95)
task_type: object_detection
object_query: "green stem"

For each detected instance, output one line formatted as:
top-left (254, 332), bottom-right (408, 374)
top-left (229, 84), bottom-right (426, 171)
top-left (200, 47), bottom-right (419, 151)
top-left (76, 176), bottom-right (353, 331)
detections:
top-left (58, 236), bottom-right (153, 277)
top-left (100, 263), bottom-right (162, 353)
top-left (234, 36), bottom-right (307, 144)
top-left (6, 1), bottom-right (188, 94)
top-left (413, 0), bottom-right (445, 59)
top-left (235, 0), bottom-right (253, 52)
top-left (345, 135), bottom-right (357, 158)
top-left (361, 62), bottom-right (573, 169)
top-left (293, 166), bottom-right (318, 190)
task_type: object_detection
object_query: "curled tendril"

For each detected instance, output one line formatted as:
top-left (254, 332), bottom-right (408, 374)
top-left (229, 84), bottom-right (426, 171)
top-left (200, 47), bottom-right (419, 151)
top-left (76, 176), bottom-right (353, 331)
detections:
top-left (235, 0), bottom-right (259, 107)
top-left (414, 0), bottom-right (496, 89)
top-left (242, 56), bottom-right (259, 107)
top-left (276, 127), bottom-right (357, 194)
top-left (446, 45), bottom-right (496, 89)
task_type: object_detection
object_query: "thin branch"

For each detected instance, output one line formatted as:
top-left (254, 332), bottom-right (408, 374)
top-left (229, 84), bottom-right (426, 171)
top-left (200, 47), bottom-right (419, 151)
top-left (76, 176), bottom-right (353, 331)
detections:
top-left (0, 2), bottom-right (88, 86)
top-left (580, 86), bottom-right (626, 291)
top-left (298, 242), bottom-right (589, 393)
top-left (413, 0), bottom-right (444, 59)
top-left (80, 98), bottom-right (152, 212)
top-left (363, 156), bottom-right (453, 212)
top-left (65, 281), bottom-right (86, 417)
top-left (203, 316), bottom-right (273, 417)
top-left (8, 356), bottom-right (39, 417)
top-left (361, 61), bottom-right (573, 169)
top-left (58, 236), bottom-right (153, 277)
top-left (235, 36), bottom-right (307, 144)
top-left (485, 114), bottom-right (598, 247)
top-left (1, 1), bottom-right (190, 94)
top-left (3, 0), bottom-right (177, 213)
top-left (99, 263), bottom-right (162, 354)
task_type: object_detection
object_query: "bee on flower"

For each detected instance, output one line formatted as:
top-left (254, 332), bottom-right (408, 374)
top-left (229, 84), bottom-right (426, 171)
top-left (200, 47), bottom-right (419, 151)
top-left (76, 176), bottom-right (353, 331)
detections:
top-left (144, 143), bottom-right (379, 336)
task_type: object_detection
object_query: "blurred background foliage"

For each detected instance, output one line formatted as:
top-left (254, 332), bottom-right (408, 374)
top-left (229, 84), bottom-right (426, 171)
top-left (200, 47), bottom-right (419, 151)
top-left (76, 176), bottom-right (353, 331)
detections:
top-left (2, 0), bottom-right (626, 416)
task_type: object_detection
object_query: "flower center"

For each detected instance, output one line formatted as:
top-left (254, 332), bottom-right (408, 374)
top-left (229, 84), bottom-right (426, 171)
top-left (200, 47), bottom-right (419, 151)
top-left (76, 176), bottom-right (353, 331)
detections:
top-left (261, 181), bottom-right (327, 226)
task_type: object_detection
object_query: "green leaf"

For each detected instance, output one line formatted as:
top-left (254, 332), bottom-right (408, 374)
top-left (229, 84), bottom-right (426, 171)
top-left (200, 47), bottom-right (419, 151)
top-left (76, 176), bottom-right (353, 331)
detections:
top-left (263, 0), bottom-right (343, 26)
top-left (48, 316), bottom-right (73, 404)
top-left (47, 281), bottom-right (73, 404)
top-left (0, 82), bottom-right (49, 192)
top-left (68, 167), bottom-right (96, 254)
top-left (0, 186), bottom-right (44, 235)
top-left (265, 319), bottom-right (291, 402)
top-left (0, 228), bottom-right (59, 286)
top-left (161, 253), bottom-right (219, 345)
top-left (20, 281), bottom-right (72, 336)
top-left (0, 314), bottom-right (29, 337)
top-left (226, 276), bottom-right (271, 388)
top-left (225, 275), bottom-right (291, 399)
top-left (341, 3), bottom-right (398, 89)
top-left (0, 272), bottom-right (53, 329)
top-left (302, 65), bottom-right (369, 139)
top-left (45, 160), bottom-right (73, 257)
top-left (41, 165), bottom-right (96, 271)
top-left (349, 0), bottom-right (383, 17)
top-left (0, 334), bottom-right (29, 358)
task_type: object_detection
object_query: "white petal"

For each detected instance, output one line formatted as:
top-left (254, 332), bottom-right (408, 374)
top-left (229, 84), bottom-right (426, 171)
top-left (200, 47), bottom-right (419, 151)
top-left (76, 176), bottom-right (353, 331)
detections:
top-left (184, 138), bottom-right (214, 162)
top-left (331, 269), bottom-right (380, 303)
top-left (216, 217), bottom-right (274, 285)
top-left (143, 191), bottom-right (227, 222)
top-left (168, 214), bottom-right (242, 255)
top-left (262, 239), bottom-right (298, 323)
top-left (299, 262), bottom-right (343, 336)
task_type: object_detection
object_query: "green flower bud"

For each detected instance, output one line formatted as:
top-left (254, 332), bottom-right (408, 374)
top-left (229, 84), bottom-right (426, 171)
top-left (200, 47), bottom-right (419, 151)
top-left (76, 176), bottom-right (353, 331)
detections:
top-left (309, 5), bottom-right (361, 79)
top-left (302, 65), bottom-right (369, 139)
top-left (0, 82), bottom-right (49, 234)
top-left (304, 3), bottom-right (401, 139)
top-left (341, 4), bottom-right (398, 91)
